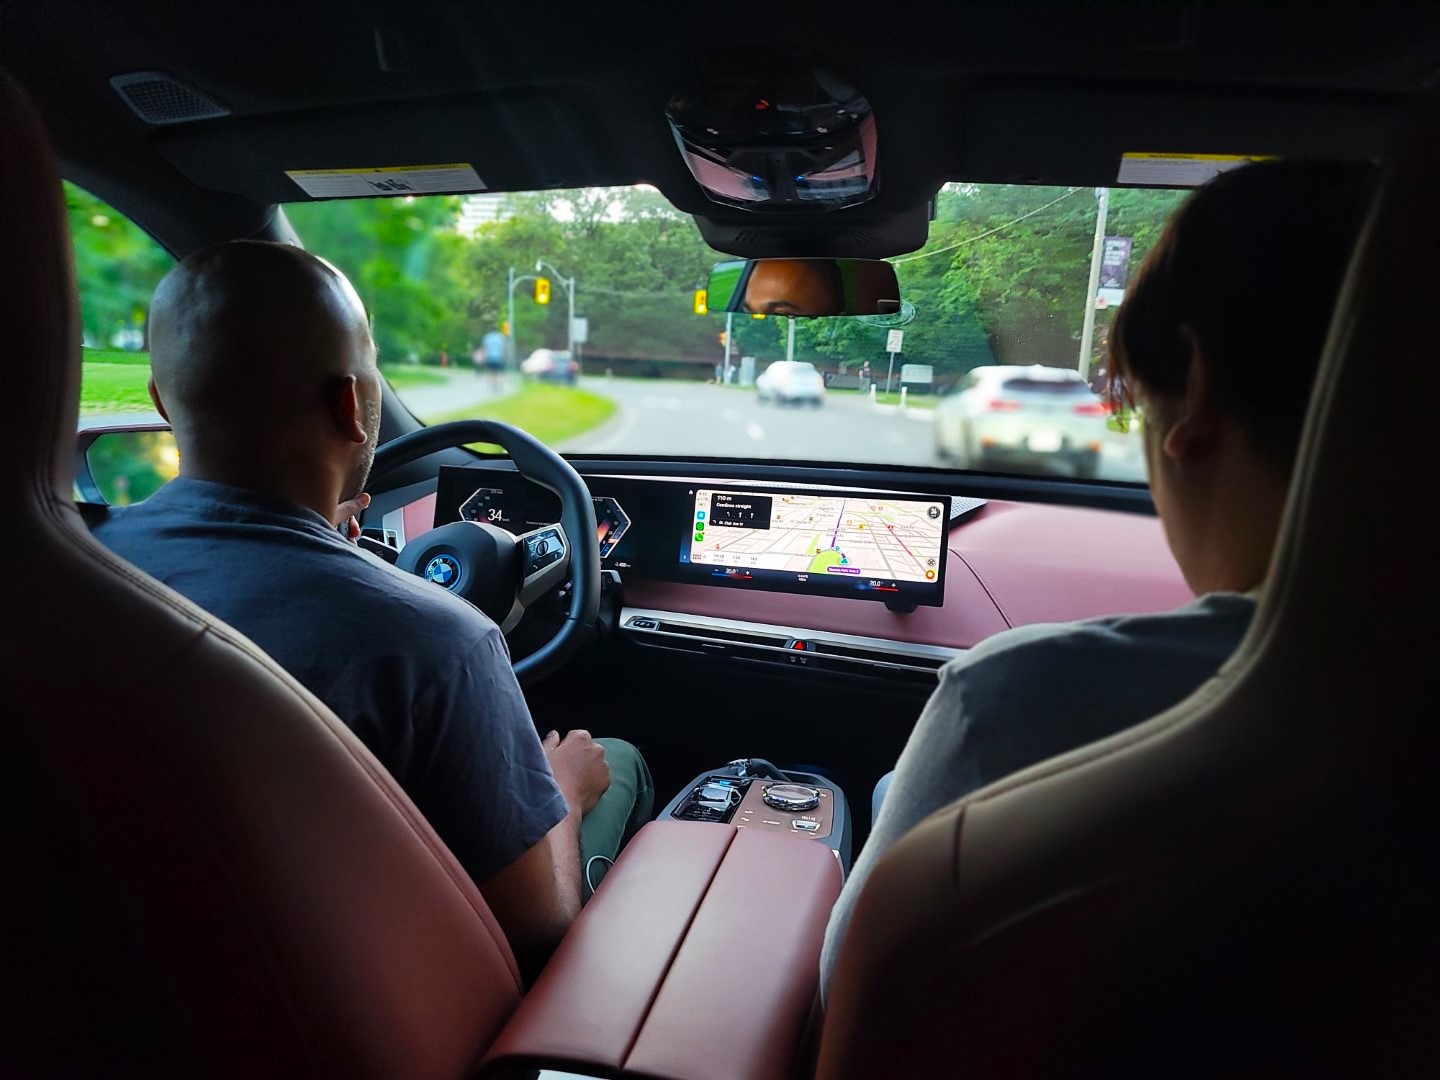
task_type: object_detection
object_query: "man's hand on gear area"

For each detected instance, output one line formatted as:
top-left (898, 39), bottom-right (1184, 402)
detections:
top-left (543, 729), bottom-right (611, 815)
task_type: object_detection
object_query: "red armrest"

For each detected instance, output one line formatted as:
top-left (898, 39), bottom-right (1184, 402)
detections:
top-left (481, 820), bottom-right (843, 1080)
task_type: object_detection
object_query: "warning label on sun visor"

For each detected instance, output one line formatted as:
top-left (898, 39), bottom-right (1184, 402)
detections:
top-left (285, 164), bottom-right (485, 199)
top-left (1117, 153), bottom-right (1272, 187)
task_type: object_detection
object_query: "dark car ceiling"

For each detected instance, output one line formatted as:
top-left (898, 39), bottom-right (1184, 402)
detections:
top-left (3, 0), bottom-right (1438, 257)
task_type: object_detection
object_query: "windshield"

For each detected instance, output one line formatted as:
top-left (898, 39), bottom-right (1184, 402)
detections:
top-left (294, 184), bottom-right (1190, 481)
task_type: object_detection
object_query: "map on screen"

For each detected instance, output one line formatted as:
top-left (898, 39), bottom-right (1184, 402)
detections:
top-left (688, 489), bottom-right (946, 585)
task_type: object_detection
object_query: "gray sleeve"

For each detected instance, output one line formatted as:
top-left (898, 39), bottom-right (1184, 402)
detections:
top-left (406, 624), bottom-right (570, 886)
top-left (820, 660), bottom-right (981, 994)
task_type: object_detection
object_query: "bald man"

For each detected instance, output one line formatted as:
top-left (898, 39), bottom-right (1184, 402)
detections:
top-left (95, 241), bottom-right (653, 981)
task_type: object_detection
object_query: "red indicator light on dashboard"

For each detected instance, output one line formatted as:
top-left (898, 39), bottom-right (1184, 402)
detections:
top-left (791, 640), bottom-right (807, 651)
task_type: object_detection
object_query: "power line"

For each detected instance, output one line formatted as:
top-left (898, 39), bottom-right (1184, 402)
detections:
top-left (889, 187), bottom-right (1083, 264)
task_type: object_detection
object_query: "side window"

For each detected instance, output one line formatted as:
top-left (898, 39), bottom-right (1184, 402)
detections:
top-left (67, 182), bottom-right (177, 503)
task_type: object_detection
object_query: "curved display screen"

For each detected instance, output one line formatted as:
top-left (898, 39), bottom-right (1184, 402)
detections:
top-left (435, 466), bottom-right (950, 607)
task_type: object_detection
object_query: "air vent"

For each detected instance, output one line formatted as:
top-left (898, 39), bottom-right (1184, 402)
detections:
top-left (110, 72), bottom-right (230, 125)
top-left (622, 609), bottom-right (959, 684)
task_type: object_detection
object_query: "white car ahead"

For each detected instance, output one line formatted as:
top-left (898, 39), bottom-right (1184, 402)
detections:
top-left (755, 360), bottom-right (825, 406)
top-left (935, 365), bottom-right (1110, 477)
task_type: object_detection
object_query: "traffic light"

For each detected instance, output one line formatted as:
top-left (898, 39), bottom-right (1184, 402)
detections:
top-left (534, 277), bottom-right (551, 305)
top-left (752, 312), bottom-right (766, 320)
top-left (718, 331), bottom-right (729, 346)
top-left (693, 288), bottom-right (708, 315)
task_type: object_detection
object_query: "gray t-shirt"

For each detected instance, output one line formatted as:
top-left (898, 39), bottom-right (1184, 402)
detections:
top-left (95, 476), bottom-right (569, 885)
top-left (820, 591), bottom-right (1256, 993)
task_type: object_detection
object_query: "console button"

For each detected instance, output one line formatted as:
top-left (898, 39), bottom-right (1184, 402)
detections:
top-left (792, 819), bottom-right (821, 833)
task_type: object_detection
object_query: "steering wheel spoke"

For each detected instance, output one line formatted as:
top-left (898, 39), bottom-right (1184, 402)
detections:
top-left (367, 420), bottom-right (600, 685)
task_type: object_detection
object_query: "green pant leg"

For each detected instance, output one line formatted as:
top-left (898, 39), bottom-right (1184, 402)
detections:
top-left (579, 738), bottom-right (655, 899)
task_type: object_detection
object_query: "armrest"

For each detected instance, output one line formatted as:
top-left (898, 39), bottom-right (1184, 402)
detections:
top-left (481, 821), bottom-right (843, 1080)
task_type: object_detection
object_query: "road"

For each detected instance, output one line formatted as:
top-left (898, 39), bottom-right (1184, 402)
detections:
top-left (568, 378), bottom-right (1148, 482)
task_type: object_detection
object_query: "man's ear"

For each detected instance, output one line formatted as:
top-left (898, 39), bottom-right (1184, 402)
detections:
top-left (146, 376), bottom-right (171, 423)
top-left (326, 374), bottom-right (368, 445)
top-left (1160, 328), bottom-right (1221, 462)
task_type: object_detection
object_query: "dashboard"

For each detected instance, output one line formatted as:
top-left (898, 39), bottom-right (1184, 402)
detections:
top-left (435, 466), bottom-right (952, 610)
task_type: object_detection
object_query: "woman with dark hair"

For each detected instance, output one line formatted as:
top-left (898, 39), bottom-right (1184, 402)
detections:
top-left (821, 159), bottom-right (1378, 994)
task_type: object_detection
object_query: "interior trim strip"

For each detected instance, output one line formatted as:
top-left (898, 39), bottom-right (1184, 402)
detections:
top-left (621, 606), bottom-right (962, 672)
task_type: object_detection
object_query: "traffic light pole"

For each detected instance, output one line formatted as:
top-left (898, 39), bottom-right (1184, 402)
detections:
top-left (535, 260), bottom-right (577, 361)
top-left (506, 267), bottom-right (540, 369)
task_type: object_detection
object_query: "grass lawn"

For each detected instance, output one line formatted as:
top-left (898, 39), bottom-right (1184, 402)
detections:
top-left (420, 383), bottom-right (617, 451)
top-left (81, 360), bottom-right (156, 414)
top-left (379, 364), bottom-right (449, 390)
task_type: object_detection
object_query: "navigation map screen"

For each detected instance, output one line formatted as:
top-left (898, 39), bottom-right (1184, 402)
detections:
top-left (434, 468), bottom-right (950, 607)
top-left (685, 487), bottom-right (948, 604)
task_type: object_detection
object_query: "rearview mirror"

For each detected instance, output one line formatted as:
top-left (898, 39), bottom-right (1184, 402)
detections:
top-left (706, 258), bottom-right (901, 317)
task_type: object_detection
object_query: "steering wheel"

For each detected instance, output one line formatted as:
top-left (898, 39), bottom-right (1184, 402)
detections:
top-left (366, 420), bottom-right (600, 685)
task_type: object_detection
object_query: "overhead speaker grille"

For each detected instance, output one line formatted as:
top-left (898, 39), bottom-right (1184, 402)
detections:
top-left (109, 71), bottom-right (230, 125)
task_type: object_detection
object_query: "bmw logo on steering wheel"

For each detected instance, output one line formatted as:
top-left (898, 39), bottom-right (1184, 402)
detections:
top-left (423, 553), bottom-right (462, 590)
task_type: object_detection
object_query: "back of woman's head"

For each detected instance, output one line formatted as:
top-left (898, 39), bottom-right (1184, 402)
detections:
top-left (1109, 160), bottom-right (1378, 468)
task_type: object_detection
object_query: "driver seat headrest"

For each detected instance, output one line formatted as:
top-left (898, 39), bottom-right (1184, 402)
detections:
top-left (0, 71), bottom-right (525, 1074)
top-left (821, 116), bottom-right (1440, 1076)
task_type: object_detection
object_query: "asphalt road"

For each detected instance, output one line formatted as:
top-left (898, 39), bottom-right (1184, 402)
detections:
top-left (568, 377), bottom-right (1149, 482)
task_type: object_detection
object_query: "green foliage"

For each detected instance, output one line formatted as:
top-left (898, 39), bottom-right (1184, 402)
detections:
top-left (65, 183), bottom-right (172, 348)
top-left (86, 430), bottom-right (179, 505)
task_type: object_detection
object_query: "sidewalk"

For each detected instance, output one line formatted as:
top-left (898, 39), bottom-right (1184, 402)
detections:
top-left (391, 368), bottom-right (519, 422)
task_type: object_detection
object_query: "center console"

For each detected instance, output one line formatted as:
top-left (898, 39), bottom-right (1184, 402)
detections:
top-left (660, 759), bottom-right (852, 870)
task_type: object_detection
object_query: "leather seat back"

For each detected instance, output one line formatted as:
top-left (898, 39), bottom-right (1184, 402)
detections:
top-left (820, 121), bottom-right (1440, 1076)
top-left (0, 74), bottom-right (523, 1077)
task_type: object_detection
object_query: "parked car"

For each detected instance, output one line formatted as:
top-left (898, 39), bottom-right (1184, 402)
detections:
top-left (934, 365), bottom-right (1109, 477)
top-left (520, 348), bottom-right (579, 385)
top-left (755, 360), bottom-right (825, 406)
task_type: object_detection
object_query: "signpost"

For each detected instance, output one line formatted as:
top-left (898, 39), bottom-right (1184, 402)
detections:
top-left (885, 328), bottom-right (904, 393)
top-left (900, 363), bottom-right (933, 386)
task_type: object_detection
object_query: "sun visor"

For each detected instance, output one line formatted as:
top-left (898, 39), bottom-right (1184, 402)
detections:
top-left (153, 92), bottom-right (610, 204)
top-left (957, 83), bottom-right (1400, 187)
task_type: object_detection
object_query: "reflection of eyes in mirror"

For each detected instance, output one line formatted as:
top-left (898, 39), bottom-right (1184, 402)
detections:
top-left (706, 257), bottom-right (902, 318)
top-left (743, 259), bottom-right (844, 316)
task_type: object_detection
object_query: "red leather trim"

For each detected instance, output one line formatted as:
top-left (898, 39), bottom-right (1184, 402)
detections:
top-left (401, 492), bottom-right (437, 541)
top-left (626, 829), bottom-right (843, 1080)
top-left (483, 822), bottom-right (735, 1071)
top-left (482, 821), bottom-right (842, 1079)
top-left (954, 500), bottom-right (1191, 628)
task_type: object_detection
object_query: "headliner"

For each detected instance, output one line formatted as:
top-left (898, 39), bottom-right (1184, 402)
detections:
top-left (3, 0), bottom-right (1437, 256)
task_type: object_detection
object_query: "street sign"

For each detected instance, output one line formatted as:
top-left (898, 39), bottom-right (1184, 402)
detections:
top-left (570, 316), bottom-right (589, 344)
top-left (886, 329), bottom-right (904, 353)
top-left (900, 364), bottom-right (933, 385)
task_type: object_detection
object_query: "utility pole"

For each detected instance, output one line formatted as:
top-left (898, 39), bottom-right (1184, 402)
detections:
top-left (786, 317), bottom-right (795, 362)
top-left (1077, 186), bottom-right (1110, 382)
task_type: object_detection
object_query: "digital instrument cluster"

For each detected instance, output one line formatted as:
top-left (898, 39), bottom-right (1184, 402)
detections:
top-left (435, 467), bottom-right (950, 607)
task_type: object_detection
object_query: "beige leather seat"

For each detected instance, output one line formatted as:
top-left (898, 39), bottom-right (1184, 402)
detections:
top-left (0, 74), bottom-right (524, 1078)
top-left (819, 122), bottom-right (1440, 1075)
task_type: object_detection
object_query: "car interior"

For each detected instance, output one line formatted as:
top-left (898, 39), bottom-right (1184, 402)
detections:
top-left (2, 2), bottom-right (1438, 1076)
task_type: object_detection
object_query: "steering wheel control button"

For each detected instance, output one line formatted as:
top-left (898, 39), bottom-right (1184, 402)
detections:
top-left (762, 783), bottom-right (822, 813)
top-left (422, 553), bottom-right (461, 590)
top-left (535, 539), bottom-right (550, 557)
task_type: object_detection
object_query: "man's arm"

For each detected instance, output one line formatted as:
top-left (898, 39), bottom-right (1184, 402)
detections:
top-left (475, 729), bottom-right (610, 982)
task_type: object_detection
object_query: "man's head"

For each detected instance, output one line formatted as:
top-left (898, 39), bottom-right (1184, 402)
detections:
top-left (743, 259), bottom-right (845, 316)
top-left (147, 241), bottom-right (381, 515)
top-left (1108, 161), bottom-right (1376, 593)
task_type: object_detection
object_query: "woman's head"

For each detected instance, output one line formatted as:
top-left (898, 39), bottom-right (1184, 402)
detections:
top-left (1107, 160), bottom-right (1377, 593)
top-left (1108, 160), bottom-right (1377, 468)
